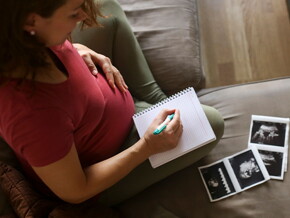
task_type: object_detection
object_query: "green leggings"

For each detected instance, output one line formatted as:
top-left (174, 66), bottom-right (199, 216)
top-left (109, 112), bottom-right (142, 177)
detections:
top-left (72, 0), bottom-right (224, 206)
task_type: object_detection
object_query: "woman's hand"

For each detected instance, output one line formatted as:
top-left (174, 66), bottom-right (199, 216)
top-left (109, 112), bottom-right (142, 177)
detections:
top-left (73, 43), bottom-right (128, 92)
top-left (143, 109), bottom-right (183, 155)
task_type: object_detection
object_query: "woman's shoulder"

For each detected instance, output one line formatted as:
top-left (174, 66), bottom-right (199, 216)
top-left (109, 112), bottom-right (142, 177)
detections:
top-left (0, 85), bottom-right (72, 139)
top-left (50, 40), bottom-right (74, 53)
top-left (50, 40), bottom-right (85, 70)
top-left (0, 81), bottom-right (64, 114)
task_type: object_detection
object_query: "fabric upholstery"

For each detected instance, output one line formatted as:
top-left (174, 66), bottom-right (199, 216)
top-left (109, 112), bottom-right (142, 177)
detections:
top-left (48, 201), bottom-right (120, 218)
top-left (117, 0), bottom-right (204, 95)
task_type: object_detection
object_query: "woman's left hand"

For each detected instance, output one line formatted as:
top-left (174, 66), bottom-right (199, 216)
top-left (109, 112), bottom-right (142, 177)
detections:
top-left (73, 43), bottom-right (128, 92)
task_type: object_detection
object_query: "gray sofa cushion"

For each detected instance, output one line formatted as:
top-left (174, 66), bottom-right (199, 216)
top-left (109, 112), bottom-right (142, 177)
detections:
top-left (117, 77), bottom-right (290, 217)
top-left (117, 0), bottom-right (204, 95)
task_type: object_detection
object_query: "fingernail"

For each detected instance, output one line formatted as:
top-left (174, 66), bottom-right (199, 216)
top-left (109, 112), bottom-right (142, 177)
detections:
top-left (109, 80), bottom-right (116, 89)
top-left (92, 69), bottom-right (98, 75)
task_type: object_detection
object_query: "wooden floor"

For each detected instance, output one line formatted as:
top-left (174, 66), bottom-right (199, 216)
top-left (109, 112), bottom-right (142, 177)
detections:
top-left (197, 0), bottom-right (290, 88)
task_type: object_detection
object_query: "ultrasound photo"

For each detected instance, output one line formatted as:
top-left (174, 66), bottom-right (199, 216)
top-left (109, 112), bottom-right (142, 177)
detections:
top-left (258, 150), bottom-right (284, 178)
top-left (229, 150), bottom-right (265, 189)
top-left (249, 115), bottom-right (289, 175)
top-left (250, 121), bottom-right (286, 147)
top-left (200, 161), bottom-right (235, 201)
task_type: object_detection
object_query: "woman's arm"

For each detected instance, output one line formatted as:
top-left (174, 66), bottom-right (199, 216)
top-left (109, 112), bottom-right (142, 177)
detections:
top-left (32, 109), bottom-right (182, 204)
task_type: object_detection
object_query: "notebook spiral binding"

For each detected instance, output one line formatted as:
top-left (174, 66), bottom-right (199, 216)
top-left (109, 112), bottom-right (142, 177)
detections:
top-left (133, 87), bottom-right (194, 118)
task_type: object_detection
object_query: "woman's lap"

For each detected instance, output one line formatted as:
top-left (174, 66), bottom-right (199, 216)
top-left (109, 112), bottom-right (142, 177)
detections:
top-left (98, 103), bottom-right (224, 206)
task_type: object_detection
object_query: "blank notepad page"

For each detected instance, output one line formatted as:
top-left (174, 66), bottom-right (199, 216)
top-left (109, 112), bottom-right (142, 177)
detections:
top-left (133, 87), bottom-right (216, 168)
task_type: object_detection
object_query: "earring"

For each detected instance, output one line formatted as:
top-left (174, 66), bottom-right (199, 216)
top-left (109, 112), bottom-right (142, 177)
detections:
top-left (30, 30), bottom-right (36, 36)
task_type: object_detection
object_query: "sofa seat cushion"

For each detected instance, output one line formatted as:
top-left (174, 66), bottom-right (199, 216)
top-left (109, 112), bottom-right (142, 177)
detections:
top-left (117, 77), bottom-right (290, 217)
top-left (118, 0), bottom-right (204, 95)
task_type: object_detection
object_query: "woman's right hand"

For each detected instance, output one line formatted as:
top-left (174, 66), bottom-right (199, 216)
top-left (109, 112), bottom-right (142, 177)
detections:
top-left (142, 109), bottom-right (183, 156)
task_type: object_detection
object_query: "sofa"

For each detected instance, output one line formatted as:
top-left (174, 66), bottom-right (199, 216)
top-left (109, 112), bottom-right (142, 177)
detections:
top-left (1, 0), bottom-right (290, 217)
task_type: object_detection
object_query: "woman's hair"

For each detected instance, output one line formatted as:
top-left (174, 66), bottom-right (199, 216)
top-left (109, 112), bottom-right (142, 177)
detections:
top-left (0, 0), bottom-right (102, 84)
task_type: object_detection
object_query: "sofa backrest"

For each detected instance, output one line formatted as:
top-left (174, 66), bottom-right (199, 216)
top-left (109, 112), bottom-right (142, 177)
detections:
top-left (117, 0), bottom-right (204, 95)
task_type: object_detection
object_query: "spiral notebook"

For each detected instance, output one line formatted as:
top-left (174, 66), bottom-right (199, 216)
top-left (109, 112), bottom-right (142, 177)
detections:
top-left (133, 87), bottom-right (216, 168)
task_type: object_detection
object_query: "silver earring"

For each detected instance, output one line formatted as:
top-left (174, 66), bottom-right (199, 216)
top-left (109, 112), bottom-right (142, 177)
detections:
top-left (30, 30), bottom-right (36, 36)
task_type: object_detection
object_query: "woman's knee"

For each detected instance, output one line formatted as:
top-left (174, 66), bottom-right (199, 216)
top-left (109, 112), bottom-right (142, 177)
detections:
top-left (202, 105), bottom-right (224, 141)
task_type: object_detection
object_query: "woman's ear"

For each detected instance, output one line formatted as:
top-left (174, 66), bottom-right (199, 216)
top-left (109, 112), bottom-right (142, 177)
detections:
top-left (23, 13), bottom-right (37, 33)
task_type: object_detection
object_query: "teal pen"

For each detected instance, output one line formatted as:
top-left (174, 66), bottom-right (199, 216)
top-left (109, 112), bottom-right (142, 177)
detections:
top-left (153, 114), bottom-right (175, 135)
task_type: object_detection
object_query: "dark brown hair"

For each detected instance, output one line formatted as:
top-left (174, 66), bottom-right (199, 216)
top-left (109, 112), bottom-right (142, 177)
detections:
top-left (0, 0), bottom-right (102, 84)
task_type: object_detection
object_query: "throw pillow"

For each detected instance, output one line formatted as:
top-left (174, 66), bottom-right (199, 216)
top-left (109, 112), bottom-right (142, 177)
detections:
top-left (0, 162), bottom-right (59, 217)
top-left (118, 0), bottom-right (204, 95)
top-left (0, 162), bottom-right (121, 218)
